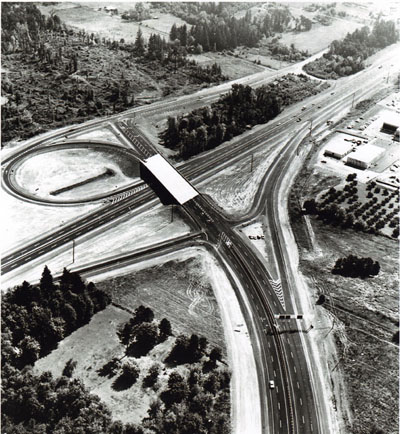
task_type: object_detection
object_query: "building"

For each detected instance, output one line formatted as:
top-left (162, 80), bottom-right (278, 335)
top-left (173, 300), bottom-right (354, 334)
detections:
top-left (346, 144), bottom-right (384, 169)
top-left (324, 141), bottom-right (354, 159)
top-left (381, 122), bottom-right (399, 135)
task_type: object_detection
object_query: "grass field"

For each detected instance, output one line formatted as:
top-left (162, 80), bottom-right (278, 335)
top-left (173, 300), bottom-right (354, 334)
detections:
top-left (188, 51), bottom-right (265, 80)
top-left (96, 256), bottom-right (226, 351)
top-left (278, 19), bottom-right (362, 55)
top-left (301, 220), bottom-right (399, 434)
top-left (39, 3), bottom-right (188, 43)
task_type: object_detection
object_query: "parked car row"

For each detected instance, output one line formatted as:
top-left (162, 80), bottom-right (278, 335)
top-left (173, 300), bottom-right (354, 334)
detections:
top-left (249, 235), bottom-right (264, 240)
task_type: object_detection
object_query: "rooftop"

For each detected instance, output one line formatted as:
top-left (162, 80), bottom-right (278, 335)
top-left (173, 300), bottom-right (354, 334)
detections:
top-left (144, 154), bottom-right (198, 205)
top-left (324, 140), bottom-right (354, 156)
top-left (347, 144), bottom-right (384, 164)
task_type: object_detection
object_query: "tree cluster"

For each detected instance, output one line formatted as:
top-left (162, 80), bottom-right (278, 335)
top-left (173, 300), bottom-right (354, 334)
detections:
top-left (168, 4), bottom-right (294, 53)
top-left (143, 363), bottom-right (230, 433)
top-left (303, 176), bottom-right (399, 238)
top-left (332, 255), bottom-right (380, 278)
top-left (121, 3), bottom-right (151, 22)
top-left (161, 73), bottom-right (327, 159)
top-left (304, 19), bottom-right (399, 79)
top-left (1, 266), bottom-right (110, 370)
top-left (1, 365), bottom-right (143, 434)
top-left (1, 268), bottom-right (146, 434)
top-left (118, 305), bottom-right (173, 358)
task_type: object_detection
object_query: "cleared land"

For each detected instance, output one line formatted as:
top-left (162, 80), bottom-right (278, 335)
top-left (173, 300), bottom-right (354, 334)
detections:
top-left (96, 256), bottom-right (226, 351)
top-left (300, 221), bottom-right (398, 434)
top-left (14, 148), bottom-right (139, 201)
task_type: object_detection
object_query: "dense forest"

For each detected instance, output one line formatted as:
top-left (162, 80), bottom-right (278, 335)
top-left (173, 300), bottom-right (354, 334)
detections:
top-left (165, 3), bottom-right (296, 52)
top-left (160, 74), bottom-right (329, 159)
top-left (0, 267), bottom-right (129, 433)
top-left (2, 268), bottom-right (231, 433)
top-left (1, 3), bottom-right (227, 144)
top-left (303, 19), bottom-right (399, 79)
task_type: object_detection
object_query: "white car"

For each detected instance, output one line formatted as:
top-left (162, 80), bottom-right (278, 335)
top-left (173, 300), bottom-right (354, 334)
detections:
top-left (269, 380), bottom-right (275, 389)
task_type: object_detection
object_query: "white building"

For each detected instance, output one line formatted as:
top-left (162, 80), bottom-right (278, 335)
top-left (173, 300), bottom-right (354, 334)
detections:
top-left (346, 144), bottom-right (384, 169)
top-left (324, 141), bottom-right (354, 159)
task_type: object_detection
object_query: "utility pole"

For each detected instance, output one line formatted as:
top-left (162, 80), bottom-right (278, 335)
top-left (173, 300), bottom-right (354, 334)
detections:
top-left (351, 92), bottom-right (356, 108)
top-left (309, 118), bottom-right (313, 137)
top-left (170, 204), bottom-right (174, 223)
top-left (72, 239), bottom-right (75, 264)
top-left (250, 153), bottom-right (254, 173)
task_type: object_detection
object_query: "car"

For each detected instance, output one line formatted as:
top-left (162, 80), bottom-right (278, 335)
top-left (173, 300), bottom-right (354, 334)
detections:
top-left (321, 160), bottom-right (327, 163)
top-left (269, 380), bottom-right (275, 389)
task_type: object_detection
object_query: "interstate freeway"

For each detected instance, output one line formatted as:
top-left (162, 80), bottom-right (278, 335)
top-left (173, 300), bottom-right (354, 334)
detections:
top-left (3, 41), bottom-right (400, 433)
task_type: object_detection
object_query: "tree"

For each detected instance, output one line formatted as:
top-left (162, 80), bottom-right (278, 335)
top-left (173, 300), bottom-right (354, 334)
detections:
top-left (40, 265), bottom-right (54, 294)
top-left (134, 27), bottom-right (145, 57)
top-left (143, 363), bottom-right (160, 388)
top-left (159, 318), bottom-right (172, 341)
top-left (112, 361), bottom-right (140, 390)
top-left (126, 322), bottom-right (159, 357)
top-left (161, 372), bottom-right (187, 406)
top-left (19, 336), bottom-right (41, 366)
top-left (62, 358), bottom-right (77, 378)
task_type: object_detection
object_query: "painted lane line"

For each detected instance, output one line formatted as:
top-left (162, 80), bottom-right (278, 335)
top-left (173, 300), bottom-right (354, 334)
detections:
top-left (302, 415), bottom-right (305, 424)
top-left (300, 398), bottom-right (303, 406)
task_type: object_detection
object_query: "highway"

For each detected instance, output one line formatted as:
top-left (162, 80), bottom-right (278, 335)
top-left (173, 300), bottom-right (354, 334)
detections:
top-left (2, 41), bottom-right (399, 433)
top-left (2, 49), bottom-right (393, 272)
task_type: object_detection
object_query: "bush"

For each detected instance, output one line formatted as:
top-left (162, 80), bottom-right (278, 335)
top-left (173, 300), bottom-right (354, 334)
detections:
top-left (332, 255), bottom-right (380, 278)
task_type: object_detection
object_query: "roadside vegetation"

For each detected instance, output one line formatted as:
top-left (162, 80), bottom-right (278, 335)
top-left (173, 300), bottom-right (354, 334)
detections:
top-left (1, 3), bottom-right (227, 145)
top-left (161, 74), bottom-right (329, 159)
top-left (303, 19), bottom-right (399, 79)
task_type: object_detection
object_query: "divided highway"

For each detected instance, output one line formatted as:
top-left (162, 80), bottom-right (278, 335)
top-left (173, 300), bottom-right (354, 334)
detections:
top-left (3, 42), bottom-right (399, 433)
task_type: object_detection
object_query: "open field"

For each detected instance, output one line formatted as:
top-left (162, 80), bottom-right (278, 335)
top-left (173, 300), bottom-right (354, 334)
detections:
top-left (14, 147), bottom-right (140, 202)
top-left (38, 3), bottom-right (185, 43)
top-left (188, 51), bottom-right (267, 80)
top-left (96, 256), bottom-right (226, 351)
top-left (300, 220), bottom-right (399, 434)
top-left (278, 19), bottom-right (362, 55)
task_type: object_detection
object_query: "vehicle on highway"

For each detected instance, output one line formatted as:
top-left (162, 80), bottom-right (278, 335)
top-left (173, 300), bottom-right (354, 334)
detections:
top-left (269, 380), bottom-right (275, 389)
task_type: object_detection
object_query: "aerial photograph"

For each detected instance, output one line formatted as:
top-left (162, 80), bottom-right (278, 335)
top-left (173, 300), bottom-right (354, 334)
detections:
top-left (1, 1), bottom-right (399, 433)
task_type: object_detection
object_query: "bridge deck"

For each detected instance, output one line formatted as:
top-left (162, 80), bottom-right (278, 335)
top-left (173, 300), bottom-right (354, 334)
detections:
top-left (144, 154), bottom-right (198, 204)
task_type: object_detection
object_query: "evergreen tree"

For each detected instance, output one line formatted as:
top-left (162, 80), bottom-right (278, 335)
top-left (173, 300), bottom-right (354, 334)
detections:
top-left (134, 27), bottom-right (145, 57)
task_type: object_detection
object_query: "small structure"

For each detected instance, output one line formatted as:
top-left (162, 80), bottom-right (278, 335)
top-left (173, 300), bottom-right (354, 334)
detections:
top-left (381, 122), bottom-right (399, 135)
top-left (346, 144), bottom-right (384, 169)
top-left (324, 141), bottom-right (354, 159)
top-left (394, 127), bottom-right (400, 142)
